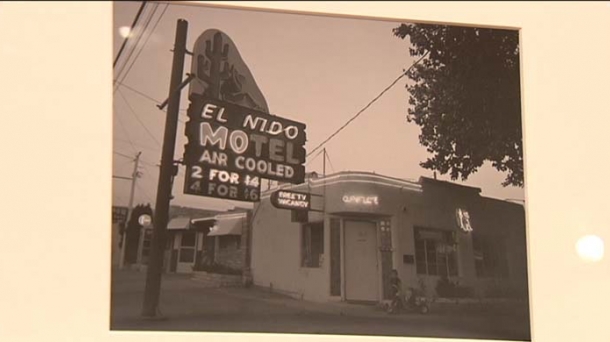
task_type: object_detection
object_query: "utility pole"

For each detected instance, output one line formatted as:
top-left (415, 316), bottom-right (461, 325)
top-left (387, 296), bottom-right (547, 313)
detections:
top-left (322, 148), bottom-right (327, 215)
top-left (323, 148), bottom-right (326, 177)
top-left (141, 19), bottom-right (188, 318)
top-left (119, 151), bottom-right (141, 269)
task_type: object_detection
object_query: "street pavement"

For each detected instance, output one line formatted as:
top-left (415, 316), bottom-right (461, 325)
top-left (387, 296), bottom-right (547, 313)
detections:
top-left (110, 269), bottom-right (531, 341)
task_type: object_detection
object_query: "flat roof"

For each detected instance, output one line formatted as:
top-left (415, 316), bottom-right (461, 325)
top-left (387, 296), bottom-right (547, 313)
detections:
top-left (262, 171), bottom-right (423, 197)
top-left (262, 171), bottom-right (523, 206)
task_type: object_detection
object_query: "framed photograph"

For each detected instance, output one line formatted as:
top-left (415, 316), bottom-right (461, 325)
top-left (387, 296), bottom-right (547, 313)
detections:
top-left (6, 2), bottom-right (610, 342)
top-left (111, 2), bottom-right (531, 341)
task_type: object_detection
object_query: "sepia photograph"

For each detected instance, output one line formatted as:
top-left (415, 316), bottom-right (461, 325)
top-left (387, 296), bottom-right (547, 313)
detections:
top-left (111, 1), bottom-right (530, 340)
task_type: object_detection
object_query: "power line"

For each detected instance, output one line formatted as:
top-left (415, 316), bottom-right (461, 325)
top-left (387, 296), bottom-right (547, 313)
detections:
top-left (117, 88), bottom-right (161, 147)
top-left (305, 148), bottom-right (325, 168)
top-left (112, 150), bottom-right (159, 172)
top-left (115, 159), bottom-right (136, 170)
top-left (115, 137), bottom-right (160, 153)
top-left (113, 151), bottom-right (135, 160)
top-left (113, 189), bottom-right (128, 206)
top-left (115, 81), bottom-right (188, 123)
top-left (116, 81), bottom-right (161, 104)
top-left (114, 2), bottom-right (158, 80)
top-left (139, 158), bottom-right (159, 168)
top-left (113, 152), bottom-right (139, 171)
top-left (113, 1), bottom-right (147, 68)
top-left (136, 182), bottom-right (155, 204)
top-left (325, 150), bottom-right (336, 173)
top-left (116, 81), bottom-right (189, 114)
top-left (114, 105), bottom-right (139, 154)
top-left (114, 3), bottom-right (159, 90)
top-left (114, 2), bottom-right (168, 93)
top-left (306, 51), bottom-right (430, 158)
top-left (113, 145), bottom-right (158, 168)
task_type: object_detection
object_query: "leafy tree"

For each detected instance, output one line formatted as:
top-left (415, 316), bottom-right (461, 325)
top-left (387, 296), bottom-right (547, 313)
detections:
top-left (393, 23), bottom-right (523, 187)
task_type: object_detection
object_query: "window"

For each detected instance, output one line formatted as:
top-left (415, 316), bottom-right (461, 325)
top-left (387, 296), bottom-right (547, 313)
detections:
top-left (182, 231), bottom-right (196, 247)
top-left (179, 231), bottom-right (196, 263)
top-left (179, 248), bottom-right (195, 262)
top-left (414, 227), bottom-right (458, 276)
top-left (141, 230), bottom-right (153, 264)
top-left (301, 222), bottom-right (324, 268)
top-left (403, 254), bottom-right (415, 264)
top-left (472, 234), bottom-right (509, 278)
top-left (219, 236), bottom-right (229, 249)
top-left (219, 235), bottom-right (241, 250)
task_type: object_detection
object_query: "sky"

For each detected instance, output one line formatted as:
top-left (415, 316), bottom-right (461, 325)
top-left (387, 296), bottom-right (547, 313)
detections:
top-left (112, 1), bottom-right (526, 212)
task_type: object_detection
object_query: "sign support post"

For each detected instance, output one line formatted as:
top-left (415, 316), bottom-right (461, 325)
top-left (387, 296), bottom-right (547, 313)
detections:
top-left (119, 151), bottom-right (141, 269)
top-left (136, 213), bottom-right (152, 269)
top-left (141, 19), bottom-right (188, 318)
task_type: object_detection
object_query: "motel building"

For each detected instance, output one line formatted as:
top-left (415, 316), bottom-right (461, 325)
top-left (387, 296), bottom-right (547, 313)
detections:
top-left (250, 171), bottom-right (529, 304)
top-left (164, 211), bottom-right (249, 273)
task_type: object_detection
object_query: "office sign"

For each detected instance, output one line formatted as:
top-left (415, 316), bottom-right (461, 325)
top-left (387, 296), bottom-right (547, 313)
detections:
top-left (270, 190), bottom-right (311, 210)
top-left (184, 165), bottom-right (261, 202)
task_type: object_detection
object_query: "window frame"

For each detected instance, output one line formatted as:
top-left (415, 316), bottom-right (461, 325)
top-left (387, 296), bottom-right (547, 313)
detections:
top-left (218, 235), bottom-right (241, 250)
top-left (300, 221), bottom-right (324, 268)
top-left (414, 226), bottom-right (458, 277)
top-left (472, 233), bottom-right (509, 279)
top-left (179, 231), bottom-right (197, 263)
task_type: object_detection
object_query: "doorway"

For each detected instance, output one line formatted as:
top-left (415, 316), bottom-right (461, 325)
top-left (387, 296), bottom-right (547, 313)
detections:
top-left (344, 220), bottom-right (379, 302)
top-left (176, 231), bottom-right (196, 273)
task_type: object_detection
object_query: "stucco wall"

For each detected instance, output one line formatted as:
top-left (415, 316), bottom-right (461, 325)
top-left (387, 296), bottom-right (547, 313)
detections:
top-left (473, 198), bottom-right (529, 298)
top-left (251, 174), bottom-right (528, 302)
top-left (251, 194), bottom-right (330, 302)
top-left (392, 183), bottom-right (528, 299)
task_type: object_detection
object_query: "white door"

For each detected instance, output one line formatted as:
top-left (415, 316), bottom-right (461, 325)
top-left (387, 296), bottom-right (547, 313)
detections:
top-left (344, 220), bottom-right (378, 302)
top-left (177, 231), bottom-right (196, 273)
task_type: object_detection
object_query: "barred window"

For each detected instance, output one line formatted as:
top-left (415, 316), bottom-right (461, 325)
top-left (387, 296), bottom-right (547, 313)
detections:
top-left (219, 235), bottom-right (241, 250)
top-left (414, 227), bottom-right (458, 277)
top-left (301, 222), bottom-right (324, 268)
top-left (472, 234), bottom-right (509, 278)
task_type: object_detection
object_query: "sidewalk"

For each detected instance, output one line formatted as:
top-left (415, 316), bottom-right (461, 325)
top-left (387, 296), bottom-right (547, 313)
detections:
top-left (111, 269), bottom-right (401, 322)
top-left (217, 285), bottom-right (529, 319)
top-left (216, 285), bottom-right (390, 318)
top-left (110, 269), bottom-right (530, 340)
top-left (111, 269), bottom-right (526, 321)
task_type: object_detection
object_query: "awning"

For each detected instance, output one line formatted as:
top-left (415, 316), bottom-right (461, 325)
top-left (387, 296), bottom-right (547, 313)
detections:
top-left (167, 216), bottom-right (192, 230)
top-left (208, 215), bottom-right (245, 236)
top-left (190, 217), bottom-right (216, 232)
top-left (191, 217), bottom-right (216, 224)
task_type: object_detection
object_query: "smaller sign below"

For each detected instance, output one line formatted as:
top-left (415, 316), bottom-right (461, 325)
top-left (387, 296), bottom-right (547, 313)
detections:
top-left (271, 190), bottom-right (311, 210)
top-left (184, 165), bottom-right (261, 202)
top-left (138, 214), bottom-right (152, 228)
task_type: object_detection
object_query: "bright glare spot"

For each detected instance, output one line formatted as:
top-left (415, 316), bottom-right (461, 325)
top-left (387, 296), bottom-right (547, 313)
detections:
top-left (119, 26), bottom-right (132, 38)
top-left (576, 235), bottom-right (605, 262)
